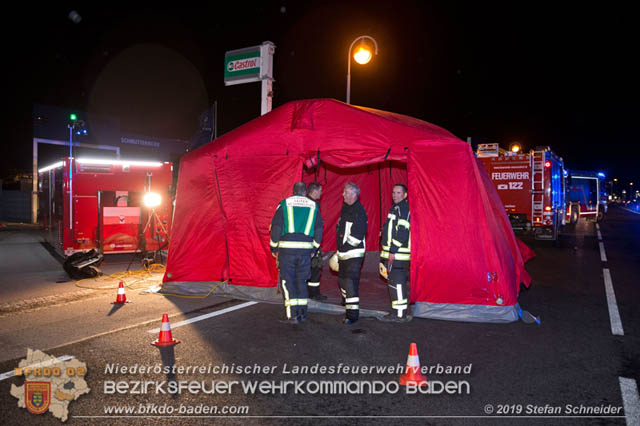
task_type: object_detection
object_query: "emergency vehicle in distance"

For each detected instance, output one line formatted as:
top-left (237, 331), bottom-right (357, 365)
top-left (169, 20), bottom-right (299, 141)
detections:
top-left (566, 170), bottom-right (607, 223)
top-left (38, 157), bottom-right (173, 258)
top-left (476, 143), bottom-right (566, 240)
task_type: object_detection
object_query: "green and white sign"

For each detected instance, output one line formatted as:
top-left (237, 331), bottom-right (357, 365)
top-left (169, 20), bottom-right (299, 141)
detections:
top-left (224, 42), bottom-right (274, 86)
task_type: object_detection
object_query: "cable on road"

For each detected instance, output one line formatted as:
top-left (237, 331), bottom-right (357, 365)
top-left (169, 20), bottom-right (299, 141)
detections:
top-left (73, 263), bottom-right (167, 291)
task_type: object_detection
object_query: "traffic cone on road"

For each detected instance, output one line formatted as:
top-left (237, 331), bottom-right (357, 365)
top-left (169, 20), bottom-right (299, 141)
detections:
top-left (399, 342), bottom-right (428, 386)
top-left (111, 282), bottom-right (129, 304)
top-left (151, 313), bottom-right (180, 347)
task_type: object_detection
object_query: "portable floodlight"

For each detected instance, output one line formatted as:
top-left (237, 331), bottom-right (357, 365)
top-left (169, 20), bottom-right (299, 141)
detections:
top-left (143, 192), bottom-right (162, 208)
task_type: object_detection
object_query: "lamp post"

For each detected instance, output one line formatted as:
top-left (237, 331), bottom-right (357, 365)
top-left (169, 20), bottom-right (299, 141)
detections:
top-left (346, 35), bottom-right (378, 105)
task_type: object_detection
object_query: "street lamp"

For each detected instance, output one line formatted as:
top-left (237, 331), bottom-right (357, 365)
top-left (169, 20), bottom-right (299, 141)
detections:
top-left (509, 142), bottom-right (522, 153)
top-left (67, 114), bottom-right (88, 229)
top-left (346, 35), bottom-right (378, 105)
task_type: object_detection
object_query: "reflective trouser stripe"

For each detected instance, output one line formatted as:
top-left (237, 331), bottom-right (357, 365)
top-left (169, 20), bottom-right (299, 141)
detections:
top-left (298, 299), bottom-right (308, 306)
top-left (270, 239), bottom-right (278, 248)
top-left (346, 304), bottom-right (359, 310)
top-left (340, 288), bottom-right (347, 296)
top-left (398, 247), bottom-right (410, 253)
top-left (282, 280), bottom-right (291, 319)
top-left (345, 297), bottom-right (360, 303)
top-left (394, 284), bottom-right (406, 317)
top-left (308, 282), bottom-right (320, 287)
top-left (312, 240), bottom-right (320, 248)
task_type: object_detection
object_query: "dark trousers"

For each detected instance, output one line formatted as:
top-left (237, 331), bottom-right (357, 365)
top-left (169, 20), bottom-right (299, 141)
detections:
top-left (388, 260), bottom-right (410, 318)
top-left (307, 251), bottom-right (322, 297)
top-left (278, 251), bottom-right (311, 319)
top-left (338, 257), bottom-right (364, 321)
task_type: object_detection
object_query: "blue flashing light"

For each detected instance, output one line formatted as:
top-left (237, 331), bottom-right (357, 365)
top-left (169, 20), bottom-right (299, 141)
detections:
top-left (563, 170), bottom-right (568, 178)
top-left (82, 129), bottom-right (87, 134)
top-left (597, 172), bottom-right (605, 178)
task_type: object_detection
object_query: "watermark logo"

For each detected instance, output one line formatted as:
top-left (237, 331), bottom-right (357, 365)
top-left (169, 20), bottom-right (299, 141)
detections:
top-left (10, 349), bottom-right (90, 422)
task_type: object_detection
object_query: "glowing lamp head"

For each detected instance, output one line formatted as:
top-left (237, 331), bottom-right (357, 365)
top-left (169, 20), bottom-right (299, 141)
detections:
top-left (510, 143), bottom-right (521, 153)
top-left (545, 206), bottom-right (552, 212)
top-left (544, 161), bottom-right (551, 168)
top-left (353, 47), bottom-right (372, 64)
top-left (69, 113), bottom-right (77, 121)
top-left (143, 192), bottom-right (162, 208)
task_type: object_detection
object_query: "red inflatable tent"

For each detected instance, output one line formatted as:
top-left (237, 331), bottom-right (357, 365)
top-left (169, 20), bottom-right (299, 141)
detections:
top-left (162, 99), bottom-right (532, 322)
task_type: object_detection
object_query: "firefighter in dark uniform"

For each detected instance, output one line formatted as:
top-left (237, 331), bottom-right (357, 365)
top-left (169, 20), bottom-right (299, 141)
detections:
top-left (336, 182), bottom-right (368, 325)
top-left (270, 182), bottom-right (323, 323)
top-left (306, 182), bottom-right (327, 301)
top-left (380, 184), bottom-right (412, 322)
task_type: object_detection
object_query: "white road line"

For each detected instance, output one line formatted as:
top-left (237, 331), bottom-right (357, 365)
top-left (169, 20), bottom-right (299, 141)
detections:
top-left (148, 301), bottom-right (258, 333)
top-left (0, 355), bottom-right (74, 382)
top-left (596, 223), bottom-right (600, 230)
top-left (600, 242), bottom-right (608, 262)
top-left (620, 377), bottom-right (640, 426)
top-left (603, 268), bottom-right (624, 336)
top-left (597, 230), bottom-right (603, 241)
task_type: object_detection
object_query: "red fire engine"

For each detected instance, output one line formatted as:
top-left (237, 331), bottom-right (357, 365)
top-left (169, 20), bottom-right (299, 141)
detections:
top-left (38, 157), bottom-right (173, 257)
top-left (477, 143), bottom-right (566, 240)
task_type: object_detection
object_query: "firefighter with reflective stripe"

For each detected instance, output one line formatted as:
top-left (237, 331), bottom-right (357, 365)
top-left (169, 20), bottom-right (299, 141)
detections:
top-left (306, 182), bottom-right (327, 301)
top-left (270, 182), bottom-right (323, 323)
top-left (336, 182), bottom-right (368, 325)
top-left (380, 183), bottom-right (412, 323)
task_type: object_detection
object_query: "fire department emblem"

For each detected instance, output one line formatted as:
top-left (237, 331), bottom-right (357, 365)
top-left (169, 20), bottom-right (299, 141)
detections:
top-left (25, 382), bottom-right (51, 415)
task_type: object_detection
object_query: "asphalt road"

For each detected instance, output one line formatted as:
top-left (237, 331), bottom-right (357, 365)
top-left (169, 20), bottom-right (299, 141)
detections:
top-left (0, 206), bottom-right (638, 425)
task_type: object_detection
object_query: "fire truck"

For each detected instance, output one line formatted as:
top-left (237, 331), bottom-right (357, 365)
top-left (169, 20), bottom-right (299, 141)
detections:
top-left (566, 170), bottom-right (607, 223)
top-left (477, 143), bottom-right (566, 240)
top-left (38, 157), bottom-right (173, 258)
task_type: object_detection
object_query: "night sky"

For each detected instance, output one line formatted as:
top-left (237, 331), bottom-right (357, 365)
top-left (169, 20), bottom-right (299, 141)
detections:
top-left (3, 2), bottom-right (638, 184)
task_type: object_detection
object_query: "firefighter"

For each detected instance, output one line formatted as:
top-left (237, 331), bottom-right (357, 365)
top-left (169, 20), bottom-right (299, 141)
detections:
top-left (336, 182), bottom-right (368, 325)
top-left (270, 182), bottom-right (322, 323)
top-left (306, 182), bottom-right (327, 301)
top-left (380, 183), bottom-right (412, 322)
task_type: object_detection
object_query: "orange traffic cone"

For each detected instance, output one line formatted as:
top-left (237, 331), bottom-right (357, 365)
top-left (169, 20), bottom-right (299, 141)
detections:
top-left (399, 342), bottom-right (428, 386)
top-left (111, 282), bottom-right (129, 304)
top-left (151, 313), bottom-right (180, 347)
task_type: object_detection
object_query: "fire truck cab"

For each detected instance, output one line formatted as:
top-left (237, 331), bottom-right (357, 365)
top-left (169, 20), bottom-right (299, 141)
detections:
top-left (477, 143), bottom-right (566, 240)
top-left (566, 170), bottom-right (607, 223)
top-left (38, 157), bottom-right (173, 258)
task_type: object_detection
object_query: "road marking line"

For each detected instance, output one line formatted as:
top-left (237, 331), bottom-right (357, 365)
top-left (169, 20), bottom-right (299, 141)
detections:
top-left (148, 301), bottom-right (258, 333)
top-left (599, 242), bottom-right (608, 262)
top-left (619, 377), bottom-right (640, 426)
top-left (596, 223), bottom-right (600, 230)
top-left (0, 355), bottom-right (74, 382)
top-left (620, 206), bottom-right (640, 215)
top-left (597, 230), bottom-right (603, 241)
top-left (603, 268), bottom-right (624, 336)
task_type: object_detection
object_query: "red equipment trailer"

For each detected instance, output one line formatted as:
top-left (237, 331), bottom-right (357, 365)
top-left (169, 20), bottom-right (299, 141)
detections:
top-left (38, 157), bottom-right (173, 257)
top-left (477, 143), bottom-right (566, 240)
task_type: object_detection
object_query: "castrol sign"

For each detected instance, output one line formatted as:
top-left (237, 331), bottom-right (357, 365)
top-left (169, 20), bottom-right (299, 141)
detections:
top-left (224, 42), bottom-right (275, 86)
top-left (227, 58), bottom-right (259, 72)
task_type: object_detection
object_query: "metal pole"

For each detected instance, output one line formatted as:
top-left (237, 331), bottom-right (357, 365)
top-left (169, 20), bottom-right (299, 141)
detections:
top-left (68, 125), bottom-right (73, 230)
top-left (32, 138), bottom-right (38, 224)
